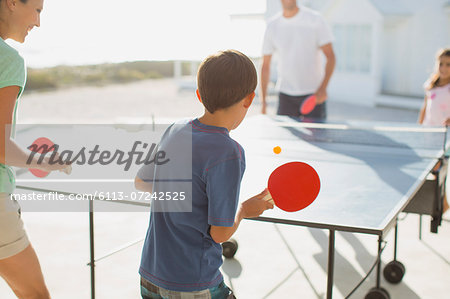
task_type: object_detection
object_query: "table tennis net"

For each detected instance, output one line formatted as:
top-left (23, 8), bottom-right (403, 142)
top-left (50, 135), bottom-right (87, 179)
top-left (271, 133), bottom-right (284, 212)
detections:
top-left (271, 123), bottom-right (448, 151)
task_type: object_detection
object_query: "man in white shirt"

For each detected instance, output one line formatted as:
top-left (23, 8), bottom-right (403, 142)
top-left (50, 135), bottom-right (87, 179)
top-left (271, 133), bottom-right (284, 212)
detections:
top-left (261, 0), bottom-right (336, 118)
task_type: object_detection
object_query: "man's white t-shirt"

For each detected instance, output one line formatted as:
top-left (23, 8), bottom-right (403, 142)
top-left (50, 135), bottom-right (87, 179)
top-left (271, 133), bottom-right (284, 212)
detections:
top-left (262, 6), bottom-right (334, 96)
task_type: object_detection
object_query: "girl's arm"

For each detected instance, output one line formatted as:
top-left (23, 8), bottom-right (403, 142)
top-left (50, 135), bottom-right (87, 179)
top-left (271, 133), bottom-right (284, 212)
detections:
top-left (0, 86), bottom-right (69, 172)
top-left (418, 96), bottom-right (427, 124)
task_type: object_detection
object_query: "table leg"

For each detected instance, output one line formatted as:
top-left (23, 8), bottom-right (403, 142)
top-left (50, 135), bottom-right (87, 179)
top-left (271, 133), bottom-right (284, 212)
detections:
top-left (89, 199), bottom-right (95, 299)
top-left (393, 220), bottom-right (398, 261)
top-left (419, 215), bottom-right (422, 240)
top-left (326, 229), bottom-right (335, 299)
top-left (376, 235), bottom-right (382, 288)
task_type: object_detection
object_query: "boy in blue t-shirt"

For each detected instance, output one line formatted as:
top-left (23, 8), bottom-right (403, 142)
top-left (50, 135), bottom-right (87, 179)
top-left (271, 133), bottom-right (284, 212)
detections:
top-left (135, 50), bottom-right (273, 298)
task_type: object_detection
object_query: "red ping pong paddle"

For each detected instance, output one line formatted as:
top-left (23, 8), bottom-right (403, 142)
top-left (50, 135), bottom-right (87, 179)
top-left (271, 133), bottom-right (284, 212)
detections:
top-left (28, 137), bottom-right (55, 178)
top-left (300, 95), bottom-right (317, 115)
top-left (262, 162), bottom-right (320, 212)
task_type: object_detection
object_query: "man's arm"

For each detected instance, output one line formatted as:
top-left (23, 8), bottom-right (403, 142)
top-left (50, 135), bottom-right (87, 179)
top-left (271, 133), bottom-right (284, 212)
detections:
top-left (315, 43), bottom-right (336, 104)
top-left (209, 189), bottom-right (273, 244)
top-left (260, 55), bottom-right (272, 114)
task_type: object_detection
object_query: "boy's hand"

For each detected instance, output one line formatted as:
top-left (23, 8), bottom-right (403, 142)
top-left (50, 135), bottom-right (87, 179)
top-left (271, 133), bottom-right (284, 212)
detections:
top-left (443, 118), bottom-right (450, 126)
top-left (240, 188), bottom-right (274, 218)
top-left (210, 189), bottom-right (274, 243)
top-left (135, 177), bottom-right (154, 192)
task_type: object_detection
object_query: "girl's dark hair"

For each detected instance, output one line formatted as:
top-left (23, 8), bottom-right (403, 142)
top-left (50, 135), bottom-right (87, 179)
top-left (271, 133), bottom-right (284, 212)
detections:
top-left (426, 48), bottom-right (450, 90)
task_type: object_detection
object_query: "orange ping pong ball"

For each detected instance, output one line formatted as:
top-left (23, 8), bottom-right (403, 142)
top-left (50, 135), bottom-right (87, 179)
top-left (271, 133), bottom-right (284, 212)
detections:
top-left (273, 146), bottom-right (282, 154)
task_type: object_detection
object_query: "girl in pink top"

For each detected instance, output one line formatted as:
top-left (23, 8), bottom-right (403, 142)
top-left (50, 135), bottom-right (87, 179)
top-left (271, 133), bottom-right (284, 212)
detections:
top-left (419, 48), bottom-right (450, 214)
top-left (419, 48), bottom-right (450, 126)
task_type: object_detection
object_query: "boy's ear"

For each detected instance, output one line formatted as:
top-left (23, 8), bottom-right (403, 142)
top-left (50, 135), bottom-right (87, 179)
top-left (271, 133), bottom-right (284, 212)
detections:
top-left (196, 89), bottom-right (202, 103)
top-left (6, 0), bottom-right (17, 10)
top-left (243, 92), bottom-right (255, 108)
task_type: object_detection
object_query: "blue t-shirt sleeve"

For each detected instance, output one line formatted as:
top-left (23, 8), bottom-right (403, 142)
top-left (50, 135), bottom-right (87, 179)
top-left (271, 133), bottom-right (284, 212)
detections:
top-left (136, 123), bottom-right (176, 183)
top-left (206, 157), bottom-right (244, 227)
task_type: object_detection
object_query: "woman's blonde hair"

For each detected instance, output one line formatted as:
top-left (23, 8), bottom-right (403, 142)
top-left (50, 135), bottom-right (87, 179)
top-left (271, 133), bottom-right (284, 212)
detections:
top-left (426, 48), bottom-right (450, 90)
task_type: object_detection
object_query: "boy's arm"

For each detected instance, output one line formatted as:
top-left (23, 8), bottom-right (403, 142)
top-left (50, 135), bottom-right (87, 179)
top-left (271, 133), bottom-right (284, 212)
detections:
top-left (135, 156), bottom-right (157, 192)
top-left (134, 176), bottom-right (153, 192)
top-left (209, 189), bottom-right (273, 244)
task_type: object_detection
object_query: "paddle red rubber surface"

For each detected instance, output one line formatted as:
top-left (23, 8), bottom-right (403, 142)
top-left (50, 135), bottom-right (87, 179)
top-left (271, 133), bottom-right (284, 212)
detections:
top-left (300, 95), bottom-right (317, 115)
top-left (268, 162), bottom-right (320, 212)
top-left (29, 137), bottom-right (54, 178)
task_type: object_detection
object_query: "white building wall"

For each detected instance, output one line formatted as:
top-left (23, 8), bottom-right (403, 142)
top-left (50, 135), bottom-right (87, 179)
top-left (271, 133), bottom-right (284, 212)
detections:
top-left (265, 0), bottom-right (281, 20)
top-left (381, 18), bottom-right (411, 95)
top-left (324, 0), bottom-right (383, 106)
top-left (409, 2), bottom-right (450, 96)
top-left (382, 1), bottom-right (450, 97)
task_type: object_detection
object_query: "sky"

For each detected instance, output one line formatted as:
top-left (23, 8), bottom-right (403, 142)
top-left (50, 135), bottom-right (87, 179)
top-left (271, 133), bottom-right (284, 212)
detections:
top-left (8, 0), bottom-right (267, 68)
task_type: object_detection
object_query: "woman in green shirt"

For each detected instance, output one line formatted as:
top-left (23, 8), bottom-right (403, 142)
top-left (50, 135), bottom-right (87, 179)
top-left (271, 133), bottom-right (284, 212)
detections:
top-left (0, 1), bottom-right (69, 297)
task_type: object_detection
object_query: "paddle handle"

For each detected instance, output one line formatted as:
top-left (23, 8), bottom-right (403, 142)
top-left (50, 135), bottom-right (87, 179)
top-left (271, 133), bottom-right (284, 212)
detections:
top-left (60, 164), bottom-right (72, 175)
top-left (30, 162), bottom-right (72, 177)
top-left (262, 192), bottom-right (274, 205)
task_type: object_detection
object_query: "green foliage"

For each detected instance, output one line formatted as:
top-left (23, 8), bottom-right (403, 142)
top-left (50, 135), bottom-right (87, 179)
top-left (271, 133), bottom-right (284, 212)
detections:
top-left (25, 70), bottom-right (58, 90)
top-left (25, 60), bottom-right (195, 92)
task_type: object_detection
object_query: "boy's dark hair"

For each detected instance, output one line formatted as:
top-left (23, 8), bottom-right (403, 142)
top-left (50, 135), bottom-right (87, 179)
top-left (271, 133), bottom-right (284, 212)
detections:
top-left (0, 0), bottom-right (28, 6)
top-left (197, 50), bottom-right (257, 113)
top-left (0, 0), bottom-right (28, 3)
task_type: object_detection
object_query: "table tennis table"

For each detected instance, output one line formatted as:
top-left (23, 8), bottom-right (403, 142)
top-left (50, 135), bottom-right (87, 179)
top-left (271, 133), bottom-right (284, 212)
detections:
top-left (232, 115), bottom-right (448, 299)
top-left (13, 115), bottom-right (448, 299)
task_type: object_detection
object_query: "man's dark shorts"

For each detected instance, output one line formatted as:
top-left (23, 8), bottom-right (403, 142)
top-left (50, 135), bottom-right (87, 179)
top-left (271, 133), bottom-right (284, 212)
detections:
top-left (277, 92), bottom-right (326, 119)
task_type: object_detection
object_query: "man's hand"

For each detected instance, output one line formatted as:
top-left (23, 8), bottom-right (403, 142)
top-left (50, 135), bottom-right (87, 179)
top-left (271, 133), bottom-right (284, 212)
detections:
top-left (315, 87), bottom-right (328, 104)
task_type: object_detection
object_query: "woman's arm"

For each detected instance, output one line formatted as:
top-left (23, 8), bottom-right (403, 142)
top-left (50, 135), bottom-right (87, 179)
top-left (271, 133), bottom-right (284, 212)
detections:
top-left (0, 86), bottom-right (69, 172)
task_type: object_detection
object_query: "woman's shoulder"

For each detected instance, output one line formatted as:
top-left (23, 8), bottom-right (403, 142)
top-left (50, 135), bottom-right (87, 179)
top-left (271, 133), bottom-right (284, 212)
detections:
top-left (0, 40), bottom-right (24, 65)
top-left (0, 41), bottom-right (26, 88)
